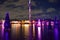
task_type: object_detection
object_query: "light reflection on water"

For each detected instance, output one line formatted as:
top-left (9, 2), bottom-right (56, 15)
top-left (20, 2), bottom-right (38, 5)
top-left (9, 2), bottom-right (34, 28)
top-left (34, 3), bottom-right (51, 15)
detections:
top-left (38, 27), bottom-right (41, 40)
top-left (22, 24), bottom-right (30, 40)
top-left (0, 22), bottom-right (59, 40)
top-left (54, 28), bottom-right (58, 40)
top-left (11, 23), bottom-right (36, 40)
top-left (11, 23), bottom-right (21, 40)
top-left (4, 31), bottom-right (9, 40)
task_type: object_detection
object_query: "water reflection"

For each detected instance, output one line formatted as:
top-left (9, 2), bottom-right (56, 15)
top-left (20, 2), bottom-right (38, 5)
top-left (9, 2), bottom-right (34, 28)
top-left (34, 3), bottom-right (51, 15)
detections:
top-left (22, 24), bottom-right (30, 40)
top-left (0, 20), bottom-right (60, 40)
top-left (33, 24), bottom-right (35, 40)
top-left (54, 28), bottom-right (58, 40)
top-left (4, 30), bottom-right (11, 40)
top-left (11, 21), bottom-right (21, 40)
top-left (38, 27), bottom-right (41, 40)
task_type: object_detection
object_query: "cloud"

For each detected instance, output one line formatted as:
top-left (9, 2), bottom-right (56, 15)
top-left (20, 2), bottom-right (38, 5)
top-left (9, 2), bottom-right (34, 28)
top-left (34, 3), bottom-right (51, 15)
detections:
top-left (48, 0), bottom-right (57, 3)
top-left (6, 4), bottom-right (16, 8)
top-left (31, 7), bottom-right (60, 19)
top-left (46, 8), bottom-right (56, 13)
top-left (0, 0), bottom-right (59, 20)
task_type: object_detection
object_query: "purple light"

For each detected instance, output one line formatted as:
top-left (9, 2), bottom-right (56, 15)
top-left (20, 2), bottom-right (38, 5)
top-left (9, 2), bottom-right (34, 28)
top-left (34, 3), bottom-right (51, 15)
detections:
top-left (37, 19), bottom-right (41, 27)
top-left (46, 21), bottom-right (49, 26)
top-left (51, 21), bottom-right (54, 26)
top-left (5, 32), bottom-right (8, 40)
top-left (42, 21), bottom-right (44, 31)
top-left (2, 20), bottom-right (5, 37)
top-left (2, 20), bottom-right (5, 29)
top-left (54, 28), bottom-right (58, 40)
top-left (38, 27), bottom-right (41, 40)
top-left (42, 21), bottom-right (44, 27)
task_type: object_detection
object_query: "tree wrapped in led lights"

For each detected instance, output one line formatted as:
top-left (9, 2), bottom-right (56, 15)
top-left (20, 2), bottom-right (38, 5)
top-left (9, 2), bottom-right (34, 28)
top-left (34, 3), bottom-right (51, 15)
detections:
top-left (4, 12), bottom-right (11, 30)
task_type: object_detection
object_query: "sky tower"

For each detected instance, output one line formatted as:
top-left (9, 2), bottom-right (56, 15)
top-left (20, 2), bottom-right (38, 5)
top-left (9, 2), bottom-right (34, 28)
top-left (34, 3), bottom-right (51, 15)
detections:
top-left (28, 0), bottom-right (33, 40)
top-left (28, 0), bottom-right (31, 20)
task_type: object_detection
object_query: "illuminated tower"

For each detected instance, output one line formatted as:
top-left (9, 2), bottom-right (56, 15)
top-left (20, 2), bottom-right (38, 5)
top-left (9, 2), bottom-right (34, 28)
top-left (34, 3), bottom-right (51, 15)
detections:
top-left (28, 0), bottom-right (33, 40)
top-left (28, 0), bottom-right (31, 20)
top-left (4, 12), bottom-right (11, 30)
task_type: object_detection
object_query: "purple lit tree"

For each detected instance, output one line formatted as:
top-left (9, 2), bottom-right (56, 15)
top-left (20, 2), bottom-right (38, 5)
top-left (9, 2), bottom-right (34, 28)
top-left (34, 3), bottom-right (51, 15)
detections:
top-left (4, 12), bottom-right (11, 30)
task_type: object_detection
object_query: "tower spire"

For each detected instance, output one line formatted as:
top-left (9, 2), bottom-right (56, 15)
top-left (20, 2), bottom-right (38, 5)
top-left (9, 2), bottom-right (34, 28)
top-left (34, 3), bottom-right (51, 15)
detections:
top-left (29, 0), bottom-right (31, 20)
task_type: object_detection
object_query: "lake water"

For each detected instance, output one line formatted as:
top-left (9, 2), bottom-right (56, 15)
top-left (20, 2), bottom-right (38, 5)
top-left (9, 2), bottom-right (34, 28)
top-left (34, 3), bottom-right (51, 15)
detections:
top-left (0, 22), bottom-right (60, 40)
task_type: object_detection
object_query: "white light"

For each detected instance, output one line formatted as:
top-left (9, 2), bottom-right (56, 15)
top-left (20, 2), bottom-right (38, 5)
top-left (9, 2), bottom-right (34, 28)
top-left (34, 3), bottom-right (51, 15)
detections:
top-left (11, 21), bottom-right (21, 24)
top-left (2, 20), bottom-right (5, 29)
top-left (24, 24), bottom-right (30, 37)
top-left (33, 24), bottom-right (35, 37)
top-left (25, 20), bottom-right (30, 23)
top-left (29, 0), bottom-right (31, 4)
top-left (11, 24), bottom-right (20, 28)
top-left (2, 20), bottom-right (5, 37)
top-left (38, 27), bottom-right (41, 40)
top-left (24, 24), bottom-right (30, 27)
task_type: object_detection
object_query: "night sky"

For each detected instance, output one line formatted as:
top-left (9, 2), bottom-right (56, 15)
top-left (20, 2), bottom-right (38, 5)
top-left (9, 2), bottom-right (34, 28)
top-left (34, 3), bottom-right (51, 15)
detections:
top-left (0, 0), bottom-right (60, 20)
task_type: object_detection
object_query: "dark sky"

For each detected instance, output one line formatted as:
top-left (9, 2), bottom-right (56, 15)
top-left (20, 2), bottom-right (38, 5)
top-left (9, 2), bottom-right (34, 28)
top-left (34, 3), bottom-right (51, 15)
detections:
top-left (32, 0), bottom-right (60, 9)
top-left (0, 0), bottom-right (60, 20)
